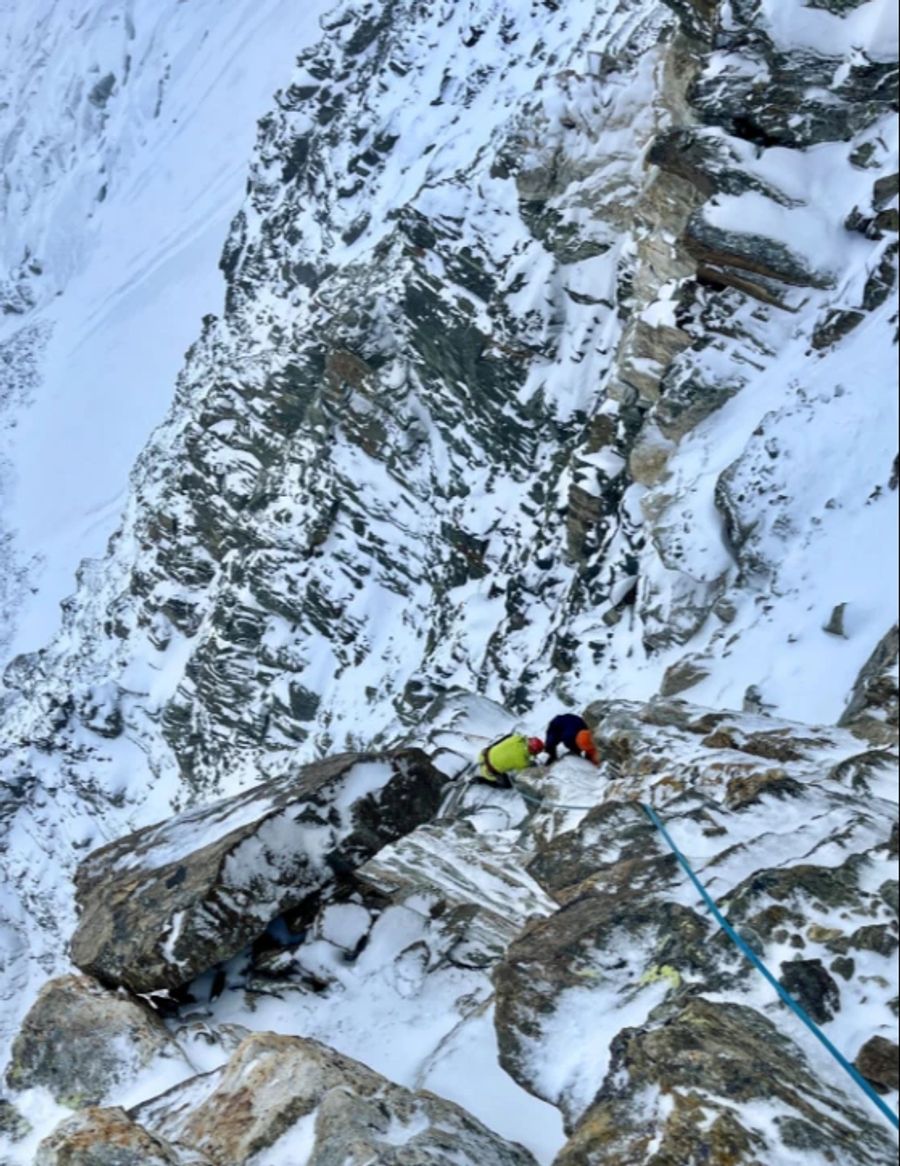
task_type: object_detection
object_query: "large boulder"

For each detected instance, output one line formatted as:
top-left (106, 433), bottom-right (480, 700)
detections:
top-left (130, 1031), bottom-right (538, 1166)
top-left (70, 750), bottom-right (447, 993)
top-left (855, 1035), bottom-right (900, 1094)
top-left (5, 974), bottom-right (192, 1107)
top-left (493, 855), bottom-right (717, 1126)
top-left (356, 818), bottom-right (557, 968)
top-left (684, 212), bottom-right (836, 300)
top-left (35, 1108), bottom-right (209, 1166)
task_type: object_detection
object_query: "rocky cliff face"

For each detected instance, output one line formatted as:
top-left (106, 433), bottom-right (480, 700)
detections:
top-left (2, 0), bottom-right (896, 780)
top-left (0, 0), bottom-right (897, 1161)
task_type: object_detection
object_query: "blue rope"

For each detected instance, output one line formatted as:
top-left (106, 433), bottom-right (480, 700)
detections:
top-left (641, 802), bottom-right (899, 1133)
top-left (495, 779), bottom-right (898, 1130)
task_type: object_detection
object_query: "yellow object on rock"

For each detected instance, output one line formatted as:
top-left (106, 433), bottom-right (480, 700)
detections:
top-left (639, 964), bottom-right (682, 989)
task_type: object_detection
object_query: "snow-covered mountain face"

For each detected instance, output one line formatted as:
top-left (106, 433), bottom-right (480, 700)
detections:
top-left (4, 0), bottom-right (896, 774)
top-left (0, 0), bottom-right (897, 1160)
top-left (0, 0), bottom-right (333, 657)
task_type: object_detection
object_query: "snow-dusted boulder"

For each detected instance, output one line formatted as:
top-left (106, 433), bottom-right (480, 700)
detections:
top-left (69, 751), bottom-right (447, 993)
top-left (494, 851), bottom-right (716, 1126)
top-left (5, 974), bottom-right (191, 1107)
top-left (35, 1107), bottom-right (210, 1166)
top-left (356, 818), bottom-right (557, 968)
top-left (556, 996), bottom-right (897, 1166)
top-left (129, 1031), bottom-right (538, 1166)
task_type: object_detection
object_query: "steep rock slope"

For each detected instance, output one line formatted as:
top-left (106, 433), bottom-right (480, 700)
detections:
top-left (0, 0), bottom-right (681, 1064)
top-left (0, 0), bottom-right (897, 1156)
top-left (7, 695), bottom-right (898, 1164)
top-left (2, 0), bottom-right (896, 791)
top-left (0, 0), bottom-right (332, 656)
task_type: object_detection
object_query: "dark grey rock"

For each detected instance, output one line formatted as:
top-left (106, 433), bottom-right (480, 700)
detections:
top-left (87, 73), bottom-right (116, 109)
top-left (655, 359), bottom-right (745, 440)
top-left (660, 654), bottom-right (710, 697)
top-left (34, 1108), bottom-right (204, 1166)
top-left (685, 212), bottom-right (836, 291)
top-left (0, 1099), bottom-right (29, 1141)
top-left (648, 126), bottom-right (795, 204)
top-left (812, 307), bottom-right (866, 350)
top-left (779, 958), bottom-right (841, 1023)
top-left (844, 924), bottom-right (898, 957)
top-left (831, 956), bottom-right (856, 981)
top-left (879, 880), bottom-right (899, 916)
top-left (873, 173), bottom-right (899, 210)
top-left (659, 0), bottom-right (720, 42)
top-left (839, 624), bottom-right (899, 745)
top-left (804, 0), bottom-right (871, 10)
top-left (690, 43), bottom-right (897, 149)
top-left (862, 243), bottom-right (898, 311)
top-left (824, 602), bottom-right (849, 638)
top-left (525, 802), bottom-right (664, 897)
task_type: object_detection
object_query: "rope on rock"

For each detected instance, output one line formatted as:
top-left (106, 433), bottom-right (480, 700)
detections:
top-left (511, 783), bottom-right (597, 812)
top-left (495, 776), bottom-right (898, 1132)
top-left (641, 802), bottom-right (900, 1134)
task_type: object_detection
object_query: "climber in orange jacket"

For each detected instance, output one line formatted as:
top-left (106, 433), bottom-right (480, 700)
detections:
top-left (543, 714), bottom-right (599, 765)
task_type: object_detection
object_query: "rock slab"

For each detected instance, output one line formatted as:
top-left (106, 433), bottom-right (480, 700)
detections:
top-left (70, 750), bottom-right (447, 993)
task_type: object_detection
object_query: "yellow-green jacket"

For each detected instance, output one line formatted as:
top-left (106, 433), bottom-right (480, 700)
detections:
top-left (478, 734), bottom-right (534, 781)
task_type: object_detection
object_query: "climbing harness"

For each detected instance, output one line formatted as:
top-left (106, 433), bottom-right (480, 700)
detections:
top-left (499, 777), bottom-right (899, 1132)
top-left (643, 802), bottom-right (900, 1133)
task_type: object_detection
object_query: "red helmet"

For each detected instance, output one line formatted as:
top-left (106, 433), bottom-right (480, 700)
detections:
top-left (527, 737), bottom-right (544, 755)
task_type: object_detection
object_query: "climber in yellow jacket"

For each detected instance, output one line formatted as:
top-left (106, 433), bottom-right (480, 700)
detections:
top-left (477, 732), bottom-right (544, 788)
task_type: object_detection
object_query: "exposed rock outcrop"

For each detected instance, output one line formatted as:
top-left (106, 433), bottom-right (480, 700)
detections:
top-left (556, 997), bottom-right (896, 1166)
top-left (0, 0), bottom-right (897, 1160)
top-left (11, 690), bottom-right (898, 1166)
top-left (357, 818), bottom-right (557, 968)
top-left (840, 624), bottom-right (900, 745)
top-left (70, 750), bottom-right (447, 993)
top-left (5, 974), bottom-right (191, 1107)
top-left (486, 698), bottom-right (898, 1157)
top-left (126, 1032), bottom-right (538, 1166)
